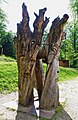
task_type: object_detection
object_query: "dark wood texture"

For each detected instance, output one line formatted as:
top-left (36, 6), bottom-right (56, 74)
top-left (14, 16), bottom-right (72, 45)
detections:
top-left (14, 3), bottom-right (69, 109)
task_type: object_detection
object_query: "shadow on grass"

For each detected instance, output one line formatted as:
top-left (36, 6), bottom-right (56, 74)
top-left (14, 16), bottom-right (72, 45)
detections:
top-left (16, 104), bottom-right (73, 120)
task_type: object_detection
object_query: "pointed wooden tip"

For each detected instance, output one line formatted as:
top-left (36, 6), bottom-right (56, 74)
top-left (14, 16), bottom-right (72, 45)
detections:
top-left (63, 14), bottom-right (69, 20)
top-left (39, 7), bottom-right (47, 15)
top-left (22, 3), bottom-right (27, 9)
top-left (22, 2), bottom-right (30, 21)
top-left (45, 17), bottom-right (50, 21)
top-left (34, 12), bottom-right (38, 18)
top-left (43, 7), bottom-right (47, 12)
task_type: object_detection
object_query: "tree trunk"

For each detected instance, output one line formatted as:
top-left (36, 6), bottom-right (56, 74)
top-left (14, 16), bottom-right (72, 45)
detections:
top-left (14, 3), bottom-right (69, 109)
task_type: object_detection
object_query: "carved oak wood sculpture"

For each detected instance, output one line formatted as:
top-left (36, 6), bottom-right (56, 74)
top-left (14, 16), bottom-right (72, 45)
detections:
top-left (14, 3), bottom-right (69, 110)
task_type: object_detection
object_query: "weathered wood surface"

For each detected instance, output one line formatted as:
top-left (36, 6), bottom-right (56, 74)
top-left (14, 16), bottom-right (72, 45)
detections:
top-left (40, 14), bottom-right (69, 110)
top-left (14, 3), bottom-right (49, 106)
top-left (14, 3), bottom-right (69, 110)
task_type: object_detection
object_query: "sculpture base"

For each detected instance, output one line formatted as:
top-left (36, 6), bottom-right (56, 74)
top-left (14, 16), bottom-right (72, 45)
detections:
top-left (16, 111), bottom-right (37, 120)
top-left (17, 104), bottom-right (37, 116)
top-left (16, 104), bottom-right (38, 120)
top-left (39, 109), bottom-right (55, 119)
top-left (17, 104), bottom-right (55, 119)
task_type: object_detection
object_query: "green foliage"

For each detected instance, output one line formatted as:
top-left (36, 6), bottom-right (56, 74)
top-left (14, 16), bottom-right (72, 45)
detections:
top-left (0, 61), bottom-right (18, 93)
top-left (60, 0), bottom-right (78, 68)
top-left (70, 0), bottom-right (78, 18)
top-left (0, 1), bottom-right (16, 58)
top-left (0, 55), bottom-right (16, 62)
top-left (60, 21), bottom-right (78, 68)
top-left (0, 0), bottom-right (7, 34)
top-left (1, 32), bottom-right (16, 58)
top-left (0, 8), bottom-right (6, 33)
top-left (60, 38), bottom-right (73, 60)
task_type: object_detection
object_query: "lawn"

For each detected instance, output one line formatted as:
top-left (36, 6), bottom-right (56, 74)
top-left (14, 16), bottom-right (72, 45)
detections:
top-left (0, 56), bottom-right (78, 93)
top-left (0, 62), bottom-right (18, 93)
top-left (58, 67), bottom-right (78, 82)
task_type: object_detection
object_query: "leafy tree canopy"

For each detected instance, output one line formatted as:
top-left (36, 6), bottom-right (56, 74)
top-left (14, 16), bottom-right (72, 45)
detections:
top-left (70, 0), bottom-right (78, 19)
top-left (0, 1), bottom-right (7, 34)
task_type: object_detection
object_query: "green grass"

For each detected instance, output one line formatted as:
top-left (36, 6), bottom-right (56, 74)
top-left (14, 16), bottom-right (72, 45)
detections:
top-left (0, 56), bottom-right (78, 94)
top-left (0, 62), bottom-right (18, 93)
top-left (59, 67), bottom-right (78, 82)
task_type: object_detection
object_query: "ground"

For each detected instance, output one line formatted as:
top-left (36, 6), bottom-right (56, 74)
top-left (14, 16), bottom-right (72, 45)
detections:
top-left (0, 77), bottom-right (78, 120)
